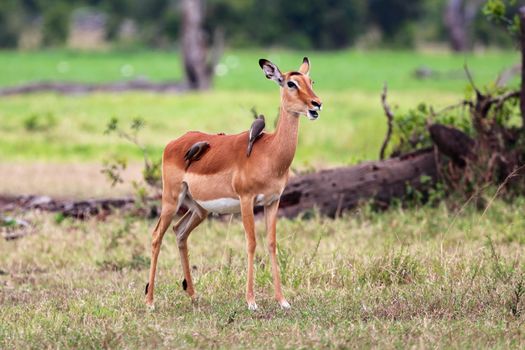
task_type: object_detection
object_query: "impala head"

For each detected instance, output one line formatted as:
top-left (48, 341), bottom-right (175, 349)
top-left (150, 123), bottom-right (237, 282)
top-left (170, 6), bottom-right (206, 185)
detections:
top-left (259, 57), bottom-right (322, 120)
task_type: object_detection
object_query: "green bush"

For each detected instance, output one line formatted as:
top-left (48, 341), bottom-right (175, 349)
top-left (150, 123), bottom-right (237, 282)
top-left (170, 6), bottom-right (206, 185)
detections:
top-left (0, 0), bottom-right (21, 48)
top-left (23, 112), bottom-right (57, 132)
top-left (42, 1), bottom-right (71, 46)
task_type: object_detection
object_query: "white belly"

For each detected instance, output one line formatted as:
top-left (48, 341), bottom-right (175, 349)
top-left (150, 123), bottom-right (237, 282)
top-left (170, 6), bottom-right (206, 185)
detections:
top-left (196, 198), bottom-right (240, 214)
top-left (196, 194), bottom-right (280, 214)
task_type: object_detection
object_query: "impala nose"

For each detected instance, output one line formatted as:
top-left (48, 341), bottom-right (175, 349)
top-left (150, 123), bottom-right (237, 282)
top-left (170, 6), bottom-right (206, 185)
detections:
top-left (312, 100), bottom-right (322, 110)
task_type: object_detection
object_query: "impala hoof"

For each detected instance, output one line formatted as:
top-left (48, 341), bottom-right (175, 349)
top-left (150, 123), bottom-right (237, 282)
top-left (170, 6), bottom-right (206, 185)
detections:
top-left (247, 302), bottom-right (258, 311)
top-left (146, 302), bottom-right (155, 311)
top-left (279, 300), bottom-right (291, 309)
top-left (190, 294), bottom-right (199, 304)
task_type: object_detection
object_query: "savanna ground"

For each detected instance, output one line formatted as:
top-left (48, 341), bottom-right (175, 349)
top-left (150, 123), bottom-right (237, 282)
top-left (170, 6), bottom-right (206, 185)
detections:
top-left (1, 200), bottom-right (524, 348)
top-left (1, 49), bottom-right (524, 348)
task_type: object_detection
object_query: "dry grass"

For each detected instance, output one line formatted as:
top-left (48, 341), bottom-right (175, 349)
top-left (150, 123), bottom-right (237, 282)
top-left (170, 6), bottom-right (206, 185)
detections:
top-left (1, 198), bottom-right (524, 349)
top-left (0, 162), bottom-right (143, 199)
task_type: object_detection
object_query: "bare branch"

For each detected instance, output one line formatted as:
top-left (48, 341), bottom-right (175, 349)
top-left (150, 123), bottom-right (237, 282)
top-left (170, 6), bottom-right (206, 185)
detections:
top-left (496, 64), bottom-right (521, 88)
top-left (434, 100), bottom-right (473, 116)
top-left (463, 63), bottom-right (481, 97)
top-left (379, 82), bottom-right (394, 160)
top-left (481, 163), bottom-right (525, 218)
top-left (520, 7), bottom-right (525, 129)
top-left (489, 90), bottom-right (520, 111)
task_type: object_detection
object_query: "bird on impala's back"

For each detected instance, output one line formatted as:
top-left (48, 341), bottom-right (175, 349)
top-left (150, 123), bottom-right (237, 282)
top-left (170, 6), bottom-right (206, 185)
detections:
top-left (184, 141), bottom-right (210, 170)
top-left (247, 113), bottom-right (265, 157)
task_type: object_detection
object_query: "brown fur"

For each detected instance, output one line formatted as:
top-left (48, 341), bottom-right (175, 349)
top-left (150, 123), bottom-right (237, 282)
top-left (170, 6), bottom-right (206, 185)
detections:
top-left (145, 57), bottom-right (322, 310)
top-left (165, 130), bottom-right (258, 175)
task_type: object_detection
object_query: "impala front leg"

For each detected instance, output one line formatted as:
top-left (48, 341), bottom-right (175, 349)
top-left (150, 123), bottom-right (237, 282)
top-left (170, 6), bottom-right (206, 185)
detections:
top-left (265, 199), bottom-right (290, 309)
top-left (240, 196), bottom-right (257, 310)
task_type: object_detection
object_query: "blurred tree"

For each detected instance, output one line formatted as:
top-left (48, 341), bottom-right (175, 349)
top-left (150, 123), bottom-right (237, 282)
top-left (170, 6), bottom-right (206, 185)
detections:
top-left (279, 0), bottom-right (367, 49)
top-left (0, 0), bottom-right (520, 50)
top-left (206, 0), bottom-right (367, 49)
top-left (475, 0), bottom-right (521, 48)
top-left (40, 0), bottom-right (72, 45)
top-left (0, 0), bottom-right (22, 48)
top-left (443, 0), bottom-right (483, 51)
top-left (182, 0), bottom-right (211, 89)
top-left (368, 0), bottom-right (424, 47)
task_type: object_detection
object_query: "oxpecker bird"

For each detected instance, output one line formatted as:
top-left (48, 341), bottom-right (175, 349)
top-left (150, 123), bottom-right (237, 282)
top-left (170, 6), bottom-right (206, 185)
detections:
top-left (184, 141), bottom-right (210, 170)
top-left (247, 114), bottom-right (265, 157)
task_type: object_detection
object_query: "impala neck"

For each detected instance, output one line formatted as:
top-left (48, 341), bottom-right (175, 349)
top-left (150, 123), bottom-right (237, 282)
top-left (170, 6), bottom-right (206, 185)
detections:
top-left (272, 101), bottom-right (300, 173)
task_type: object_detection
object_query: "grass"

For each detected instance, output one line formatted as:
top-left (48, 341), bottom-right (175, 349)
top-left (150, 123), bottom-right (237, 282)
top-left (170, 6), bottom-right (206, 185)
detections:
top-left (0, 49), bottom-right (519, 92)
top-left (0, 90), bottom-right (459, 165)
top-left (1, 198), bottom-right (524, 348)
top-left (0, 49), bottom-right (519, 173)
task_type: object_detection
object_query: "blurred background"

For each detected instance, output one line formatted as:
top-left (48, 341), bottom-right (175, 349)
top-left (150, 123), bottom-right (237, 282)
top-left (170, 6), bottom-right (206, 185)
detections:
top-left (0, 0), bottom-right (521, 198)
top-left (0, 0), bottom-right (516, 51)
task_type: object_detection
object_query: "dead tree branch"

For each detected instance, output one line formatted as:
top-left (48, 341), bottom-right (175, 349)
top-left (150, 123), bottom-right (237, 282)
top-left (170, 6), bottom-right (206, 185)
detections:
top-left (490, 90), bottom-right (520, 111)
top-left (379, 83), bottom-right (394, 160)
top-left (496, 64), bottom-right (521, 88)
top-left (464, 63), bottom-right (482, 98)
top-left (520, 6), bottom-right (525, 128)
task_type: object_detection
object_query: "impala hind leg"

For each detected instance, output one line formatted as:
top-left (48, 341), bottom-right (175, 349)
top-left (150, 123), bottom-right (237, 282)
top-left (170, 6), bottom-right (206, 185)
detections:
top-left (145, 201), bottom-right (177, 308)
top-left (174, 208), bottom-right (207, 300)
top-left (265, 200), bottom-right (290, 309)
top-left (240, 196), bottom-right (258, 310)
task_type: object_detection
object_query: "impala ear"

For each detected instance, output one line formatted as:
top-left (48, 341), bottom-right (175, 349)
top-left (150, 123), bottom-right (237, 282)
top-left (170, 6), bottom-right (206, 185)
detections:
top-left (259, 59), bottom-right (284, 86)
top-left (299, 57), bottom-right (310, 75)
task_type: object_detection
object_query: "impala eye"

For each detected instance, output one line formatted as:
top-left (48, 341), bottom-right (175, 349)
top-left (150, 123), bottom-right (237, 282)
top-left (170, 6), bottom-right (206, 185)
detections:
top-left (287, 81), bottom-right (297, 89)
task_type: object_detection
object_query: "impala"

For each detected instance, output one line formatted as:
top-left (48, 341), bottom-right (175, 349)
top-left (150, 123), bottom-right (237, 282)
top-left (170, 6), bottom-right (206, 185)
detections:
top-left (145, 57), bottom-right (322, 310)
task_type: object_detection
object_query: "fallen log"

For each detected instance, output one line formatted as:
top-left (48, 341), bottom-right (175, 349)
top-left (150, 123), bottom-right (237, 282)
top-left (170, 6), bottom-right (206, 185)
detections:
top-left (0, 195), bottom-right (136, 219)
top-left (428, 124), bottom-right (475, 166)
top-left (1, 150), bottom-right (439, 220)
top-left (277, 148), bottom-right (437, 218)
top-left (0, 79), bottom-right (186, 96)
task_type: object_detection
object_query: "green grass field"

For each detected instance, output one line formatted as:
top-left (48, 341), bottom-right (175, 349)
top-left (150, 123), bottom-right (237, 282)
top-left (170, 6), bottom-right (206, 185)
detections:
top-left (0, 49), bottom-right (518, 92)
top-left (1, 49), bottom-right (524, 348)
top-left (1, 199), bottom-right (524, 348)
top-left (0, 49), bottom-right (519, 165)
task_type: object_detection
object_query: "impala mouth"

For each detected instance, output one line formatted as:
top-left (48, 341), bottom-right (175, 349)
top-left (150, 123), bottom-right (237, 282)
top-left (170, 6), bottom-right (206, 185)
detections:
top-left (307, 109), bottom-right (319, 120)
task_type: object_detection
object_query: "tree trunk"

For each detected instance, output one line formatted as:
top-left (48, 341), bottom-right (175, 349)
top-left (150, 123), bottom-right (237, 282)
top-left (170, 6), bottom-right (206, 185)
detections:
top-left (520, 6), bottom-right (525, 128)
top-left (181, 0), bottom-right (210, 90)
top-left (276, 149), bottom-right (437, 218)
top-left (444, 0), bottom-right (480, 52)
top-left (444, 0), bottom-right (467, 51)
